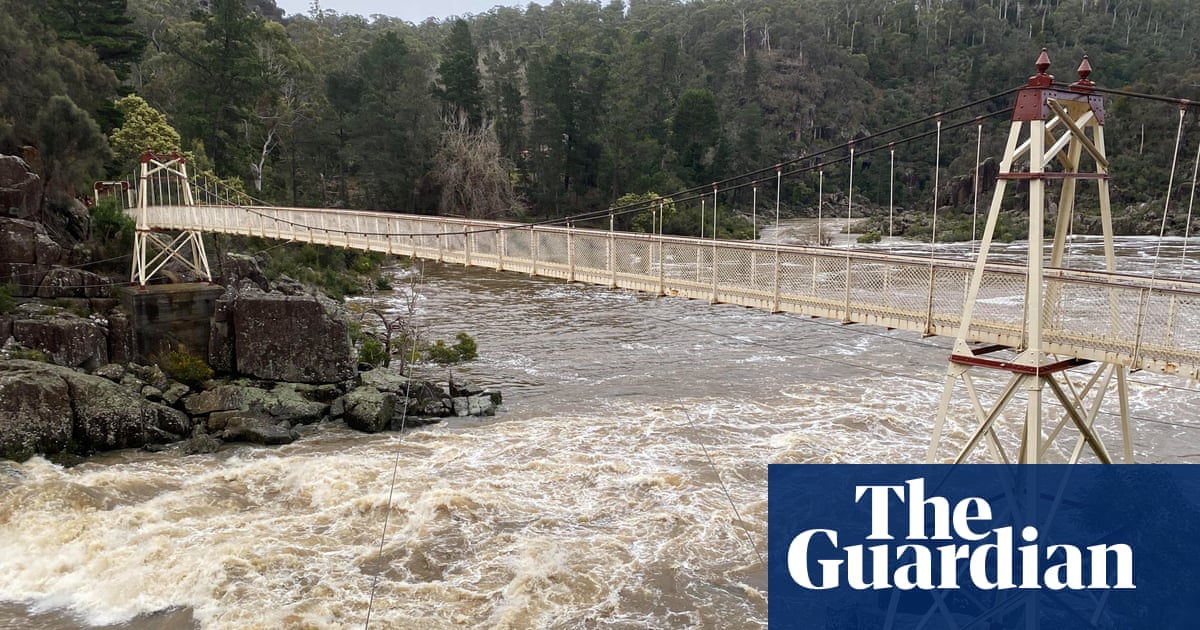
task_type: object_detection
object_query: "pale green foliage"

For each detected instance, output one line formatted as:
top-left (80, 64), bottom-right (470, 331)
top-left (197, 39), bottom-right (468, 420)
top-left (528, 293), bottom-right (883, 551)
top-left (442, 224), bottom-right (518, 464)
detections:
top-left (424, 332), bottom-right (478, 365)
top-left (109, 94), bottom-right (183, 168)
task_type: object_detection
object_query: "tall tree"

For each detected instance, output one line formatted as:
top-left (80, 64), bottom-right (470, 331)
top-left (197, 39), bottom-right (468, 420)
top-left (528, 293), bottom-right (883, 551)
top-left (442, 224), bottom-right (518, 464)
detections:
top-left (38, 0), bottom-right (147, 82)
top-left (340, 31), bottom-right (438, 210)
top-left (35, 95), bottom-right (112, 201)
top-left (169, 0), bottom-right (271, 176)
top-left (436, 19), bottom-right (484, 127)
top-left (670, 87), bottom-right (721, 185)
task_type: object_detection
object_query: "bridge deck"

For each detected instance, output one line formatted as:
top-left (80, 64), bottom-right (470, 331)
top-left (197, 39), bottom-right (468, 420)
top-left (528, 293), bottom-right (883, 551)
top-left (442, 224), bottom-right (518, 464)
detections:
top-left (141, 204), bottom-right (1200, 379)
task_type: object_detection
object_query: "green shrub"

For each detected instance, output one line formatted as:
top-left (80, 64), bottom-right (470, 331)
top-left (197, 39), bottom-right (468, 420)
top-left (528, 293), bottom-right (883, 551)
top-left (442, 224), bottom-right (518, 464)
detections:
top-left (424, 332), bottom-right (478, 365)
top-left (8, 348), bottom-right (50, 362)
top-left (359, 336), bottom-right (387, 367)
top-left (452, 332), bottom-right (477, 361)
top-left (424, 339), bottom-right (457, 365)
top-left (162, 347), bottom-right (214, 387)
top-left (857, 230), bottom-right (882, 244)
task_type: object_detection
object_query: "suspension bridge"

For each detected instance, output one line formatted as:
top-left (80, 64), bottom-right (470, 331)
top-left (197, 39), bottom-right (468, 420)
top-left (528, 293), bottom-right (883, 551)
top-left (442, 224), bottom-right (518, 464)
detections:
top-left (123, 51), bottom-right (1200, 466)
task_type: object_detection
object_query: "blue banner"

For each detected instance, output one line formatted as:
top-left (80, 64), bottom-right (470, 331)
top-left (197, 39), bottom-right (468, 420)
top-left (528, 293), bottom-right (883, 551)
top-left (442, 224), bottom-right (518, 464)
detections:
top-left (768, 465), bottom-right (1200, 629)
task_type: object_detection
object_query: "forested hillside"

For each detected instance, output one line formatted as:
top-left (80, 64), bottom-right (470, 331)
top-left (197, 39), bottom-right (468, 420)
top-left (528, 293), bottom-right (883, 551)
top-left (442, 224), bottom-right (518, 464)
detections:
top-left (3, 0), bottom-right (1198, 237)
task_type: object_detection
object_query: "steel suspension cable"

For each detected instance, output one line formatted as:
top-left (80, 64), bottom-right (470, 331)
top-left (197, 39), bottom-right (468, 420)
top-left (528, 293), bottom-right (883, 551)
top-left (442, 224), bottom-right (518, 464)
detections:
top-left (888, 144), bottom-right (895, 241)
top-left (931, 116), bottom-right (943, 257)
top-left (1179, 139), bottom-right (1200, 278)
top-left (972, 118), bottom-right (983, 255)
top-left (1132, 106), bottom-right (1188, 366)
top-left (364, 265), bottom-right (426, 629)
top-left (846, 144), bottom-right (855, 250)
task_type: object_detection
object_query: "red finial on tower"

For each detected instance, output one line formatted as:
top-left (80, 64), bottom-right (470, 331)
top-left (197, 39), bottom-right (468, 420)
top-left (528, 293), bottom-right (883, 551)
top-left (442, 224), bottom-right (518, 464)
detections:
top-left (1070, 54), bottom-right (1095, 93)
top-left (1026, 48), bottom-right (1054, 88)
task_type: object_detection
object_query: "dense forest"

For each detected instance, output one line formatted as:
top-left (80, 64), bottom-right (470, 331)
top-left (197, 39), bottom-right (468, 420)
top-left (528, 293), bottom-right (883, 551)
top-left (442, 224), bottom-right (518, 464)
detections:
top-left (3, 0), bottom-right (1199, 238)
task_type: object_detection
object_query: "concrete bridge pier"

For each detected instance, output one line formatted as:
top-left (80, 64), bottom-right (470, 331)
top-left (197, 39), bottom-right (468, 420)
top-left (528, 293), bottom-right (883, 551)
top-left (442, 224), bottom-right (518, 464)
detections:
top-left (118, 283), bottom-right (223, 363)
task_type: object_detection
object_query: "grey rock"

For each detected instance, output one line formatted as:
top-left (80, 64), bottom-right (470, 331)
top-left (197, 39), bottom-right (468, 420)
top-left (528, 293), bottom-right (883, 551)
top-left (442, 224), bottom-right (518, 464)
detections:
top-left (0, 360), bottom-right (73, 460)
top-left (37, 267), bottom-right (111, 299)
top-left (359, 368), bottom-right (410, 393)
top-left (69, 372), bottom-right (191, 449)
top-left (141, 385), bottom-right (164, 401)
top-left (220, 253), bottom-right (270, 292)
top-left (329, 396), bottom-right (345, 418)
top-left (161, 382), bottom-right (190, 406)
top-left (10, 309), bottom-right (108, 369)
top-left (0, 155), bottom-right (43, 220)
top-left (238, 384), bottom-right (328, 425)
top-left (221, 415), bottom-right (298, 445)
top-left (185, 433), bottom-right (222, 454)
top-left (119, 373), bottom-right (145, 391)
top-left (93, 363), bottom-right (125, 382)
top-left (451, 395), bottom-right (496, 418)
top-left (181, 384), bottom-right (243, 416)
top-left (468, 395), bottom-right (496, 417)
top-left (231, 293), bottom-right (355, 384)
top-left (342, 387), bottom-right (397, 433)
top-left (129, 364), bottom-right (170, 391)
top-left (0, 360), bottom-right (191, 458)
top-left (0, 218), bottom-right (39, 264)
top-left (106, 309), bottom-right (134, 365)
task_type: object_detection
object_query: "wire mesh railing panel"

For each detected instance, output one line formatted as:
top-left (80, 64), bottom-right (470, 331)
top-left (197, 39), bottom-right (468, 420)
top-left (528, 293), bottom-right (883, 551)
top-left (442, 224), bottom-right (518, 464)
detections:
top-left (505, 228), bottom-right (533, 260)
top-left (716, 246), bottom-right (756, 291)
top-left (969, 270), bottom-right (1026, 325)
top-left (882, 263), bottom-right (934, 314)
top-left (930, 267), bottom-right (972, 322)
top-left (537, 230), bottom-right (569, 268)
top-left (775, 251), bottom-right (816, 298)
top-left (660, 241), bottom-right (702, 284)
top-left (573, 233), bottom-right (610, 274)
top-left (613, 237), bottom-right (651, 277)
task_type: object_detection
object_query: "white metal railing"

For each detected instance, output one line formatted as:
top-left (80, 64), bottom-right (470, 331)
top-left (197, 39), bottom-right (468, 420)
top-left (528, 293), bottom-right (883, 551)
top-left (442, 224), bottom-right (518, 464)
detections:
top-left (138, 203), bottom-right (1200, 379)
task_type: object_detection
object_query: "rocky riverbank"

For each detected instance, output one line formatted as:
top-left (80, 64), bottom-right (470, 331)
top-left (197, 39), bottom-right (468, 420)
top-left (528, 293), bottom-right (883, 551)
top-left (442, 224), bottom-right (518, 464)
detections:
top-left (1, 152), bottom-right (502, 463)
top-left (0, 358), bottom-right (501, 463)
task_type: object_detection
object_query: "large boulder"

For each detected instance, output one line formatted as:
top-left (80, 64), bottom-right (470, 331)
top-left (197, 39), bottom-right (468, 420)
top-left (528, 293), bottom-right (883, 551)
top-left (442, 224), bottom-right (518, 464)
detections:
top-left (68, 371), bottom-right (191, 450)
top-left (220, 253), bottom-right (270, 292)
top-left (232, 293), bottom-right (355, 384)
top-left (219, 414), bottom-right (299, 445)
top-left (9, 304), bottom-right (108, 369)
top-left (342, 387), bottom-right (398, 433)
top-left (106, 308), bottom-right (135, 365)
top-left (0, 218), bottom-right (39, 263)
top-left (0, 263), bottom-right (46, 298)
top-left (37, 268), bottom-right (111, 299)
top-left (0, 360), bottom-right (190, 459)
top-left (0, 155), bottom-right (42, 220)
top-left (181, 384), bottom-right (244, 416)
top-left (0, 361), bottom-right (73, 460)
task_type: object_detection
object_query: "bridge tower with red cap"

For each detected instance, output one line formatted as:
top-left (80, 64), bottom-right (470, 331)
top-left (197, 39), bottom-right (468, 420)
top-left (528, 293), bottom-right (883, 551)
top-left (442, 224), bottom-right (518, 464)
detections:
top-left (926, 51), bottom-right (1130, 465)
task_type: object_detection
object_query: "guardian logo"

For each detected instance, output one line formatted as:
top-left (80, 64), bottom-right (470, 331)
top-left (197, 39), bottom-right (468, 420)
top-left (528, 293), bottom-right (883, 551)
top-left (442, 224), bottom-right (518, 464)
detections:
top-left (768, 465), bottom-right (1200, 629)
top-left (787, 478), bottom-right (1134, 591)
